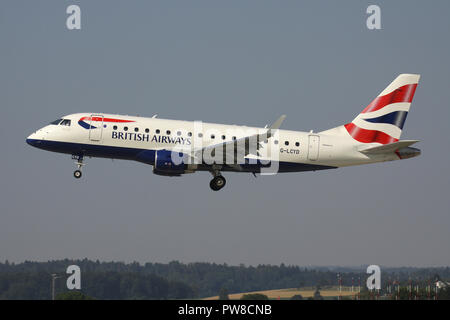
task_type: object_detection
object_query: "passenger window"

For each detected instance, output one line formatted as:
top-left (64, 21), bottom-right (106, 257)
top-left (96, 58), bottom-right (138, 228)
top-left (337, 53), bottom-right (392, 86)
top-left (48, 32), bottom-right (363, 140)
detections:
top-left (177, 131), bottom-right (181, 136)
top-left (156, 129), bottom-right (160, 134)
top-left (232, 136), bottom-right (236, 141)
top-left (211, 134), bottom-right (215, 139)
top-left (198, 133), bottom-right (203, 138)
top-left (145, 128), bottom-right (149, 133)
top-left (166, 130), bottom-right (171, 135)
top-left (285, 141), bottom-right (289, 146)
top-left (222, 135), bottom-right (226, 140)
top-left (274, 140), bottom-right (279, 145)
top-left (295, 142), bottom-right (300, 147)
top-left (188, 132), bottom-right (192, 137)
top-left (113, 126), bottom-right (118, 130)
top-left (124, 127), bottom-right (128, 131)
top-left (134, 128), bottom-right (139, 132)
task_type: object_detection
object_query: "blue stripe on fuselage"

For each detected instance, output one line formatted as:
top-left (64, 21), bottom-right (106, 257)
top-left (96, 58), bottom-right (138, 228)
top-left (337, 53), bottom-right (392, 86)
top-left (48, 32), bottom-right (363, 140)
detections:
top-left (26, 139), bottom-right (141, 160)
top-left (25, 139), bottom-right (336, 173)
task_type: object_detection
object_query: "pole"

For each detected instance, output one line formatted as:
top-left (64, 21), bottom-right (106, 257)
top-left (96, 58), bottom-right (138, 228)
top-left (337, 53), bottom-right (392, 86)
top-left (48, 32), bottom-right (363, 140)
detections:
top-left (358, 276), bottom-right (361, 300)
top-left (428, 280), bottom-right (431, 300)
top-left (339, 275), bottom-right (342, 300)
top-left (51, 274), bottom-right (61, 300)
top-left (435, 283), bottom-right (438, 300)
top-left (351, 277), bottom-right (354, 292)
top-left (409, 279), bottom-right (412, 300)
top-left (396, 279), bottom-right (399, 300)
top-left (52, 274), bottom-right (56, 300)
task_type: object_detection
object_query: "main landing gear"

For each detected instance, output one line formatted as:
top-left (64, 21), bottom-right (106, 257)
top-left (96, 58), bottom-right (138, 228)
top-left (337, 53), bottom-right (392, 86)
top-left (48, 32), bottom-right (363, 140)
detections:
top-left (72, 155), bottom-right (84, 179)
top-left (209, 170), bottom-right (226, 191)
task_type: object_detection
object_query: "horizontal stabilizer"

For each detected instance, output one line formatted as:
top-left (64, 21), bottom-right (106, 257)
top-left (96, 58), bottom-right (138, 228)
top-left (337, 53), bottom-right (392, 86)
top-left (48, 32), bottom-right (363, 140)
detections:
top-left (359, 140), bottom-right (419, 154)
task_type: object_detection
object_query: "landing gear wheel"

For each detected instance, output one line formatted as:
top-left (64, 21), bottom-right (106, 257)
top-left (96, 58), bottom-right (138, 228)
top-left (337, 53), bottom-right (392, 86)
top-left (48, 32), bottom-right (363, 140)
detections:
top-left (210, 175), bottom-right (226, 191)
top-left (72, 154), bottom-right (85, 179)
top-left (74, 170), bottom-right (82, 179)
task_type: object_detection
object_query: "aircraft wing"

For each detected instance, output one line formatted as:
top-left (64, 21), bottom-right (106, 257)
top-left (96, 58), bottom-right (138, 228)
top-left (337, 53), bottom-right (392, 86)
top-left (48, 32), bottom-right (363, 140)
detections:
top-left (191, 115), bottom-right (286, 163)
top-left (359, 140), bottom-right (419, 154)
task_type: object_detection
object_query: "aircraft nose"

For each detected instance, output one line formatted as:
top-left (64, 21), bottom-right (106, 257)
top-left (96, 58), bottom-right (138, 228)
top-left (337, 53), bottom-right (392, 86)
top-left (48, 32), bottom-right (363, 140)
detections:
top-left (26, 134), bottom-right (35, 146)
top-left (26, 133), bottom-right (42, 147)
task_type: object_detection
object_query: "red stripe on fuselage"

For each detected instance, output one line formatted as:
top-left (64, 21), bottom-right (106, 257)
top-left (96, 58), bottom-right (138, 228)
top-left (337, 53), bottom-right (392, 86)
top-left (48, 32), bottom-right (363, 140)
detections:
top-left (362, 83), bottom-right (418, 114)
top-left (79, 117), bottom-right (135, 123)
top-left (344, 123), bottom-right (398, 145)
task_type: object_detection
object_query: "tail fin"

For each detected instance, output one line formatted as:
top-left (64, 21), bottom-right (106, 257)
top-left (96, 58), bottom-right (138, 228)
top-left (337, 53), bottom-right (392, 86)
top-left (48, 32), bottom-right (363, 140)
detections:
top-left (344, 74), bottom-right (420, 144)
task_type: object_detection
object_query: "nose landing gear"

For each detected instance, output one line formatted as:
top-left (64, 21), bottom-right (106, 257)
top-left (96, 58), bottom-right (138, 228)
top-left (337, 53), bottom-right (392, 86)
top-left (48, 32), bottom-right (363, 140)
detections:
top-left (72, 155), bottom-right (84, 179)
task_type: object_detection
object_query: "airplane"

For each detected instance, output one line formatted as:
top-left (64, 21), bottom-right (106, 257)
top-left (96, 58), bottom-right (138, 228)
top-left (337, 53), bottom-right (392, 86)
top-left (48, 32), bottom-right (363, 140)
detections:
top-left (26, 74), bottom-right (421, 191)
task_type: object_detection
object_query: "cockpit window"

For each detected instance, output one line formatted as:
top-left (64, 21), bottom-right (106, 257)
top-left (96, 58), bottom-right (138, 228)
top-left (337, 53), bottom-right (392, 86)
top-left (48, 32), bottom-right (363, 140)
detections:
top-left (60, 119), bottom-right (71, 126)
top-left (50, 119), bottom-right (62, 125)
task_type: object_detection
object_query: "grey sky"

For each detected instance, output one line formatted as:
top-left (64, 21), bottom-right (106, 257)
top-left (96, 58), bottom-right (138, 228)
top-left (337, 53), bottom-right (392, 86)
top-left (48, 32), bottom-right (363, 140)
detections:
top-left (1, 0), bottom-right (449, 267)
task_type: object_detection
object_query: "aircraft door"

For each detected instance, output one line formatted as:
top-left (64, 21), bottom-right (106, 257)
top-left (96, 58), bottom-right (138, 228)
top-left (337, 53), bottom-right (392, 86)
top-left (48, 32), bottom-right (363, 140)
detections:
top-left (89, 114), bottom-right (104, 142)
top-left (307, 135), bottom-right (320, 161)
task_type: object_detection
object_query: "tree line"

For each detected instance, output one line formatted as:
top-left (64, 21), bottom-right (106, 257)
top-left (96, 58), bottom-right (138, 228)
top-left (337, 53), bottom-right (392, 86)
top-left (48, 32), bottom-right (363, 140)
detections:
top-left (0, 259), bottom-right (449, 299)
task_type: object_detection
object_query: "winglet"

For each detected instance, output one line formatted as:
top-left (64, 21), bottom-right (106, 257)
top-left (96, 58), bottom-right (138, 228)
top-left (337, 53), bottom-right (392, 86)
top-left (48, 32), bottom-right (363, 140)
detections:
top-left (269, 115), bottom-right (286, 130)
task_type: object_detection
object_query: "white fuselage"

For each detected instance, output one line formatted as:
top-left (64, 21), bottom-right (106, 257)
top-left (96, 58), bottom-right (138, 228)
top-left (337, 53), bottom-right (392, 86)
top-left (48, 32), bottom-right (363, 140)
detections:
top-left (27, 113), bottom-right (400, 174)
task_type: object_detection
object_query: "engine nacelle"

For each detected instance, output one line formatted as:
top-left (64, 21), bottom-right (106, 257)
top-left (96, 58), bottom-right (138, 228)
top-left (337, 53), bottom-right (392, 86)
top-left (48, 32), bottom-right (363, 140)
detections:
top-left (153, 149), bottom-right (188, 176)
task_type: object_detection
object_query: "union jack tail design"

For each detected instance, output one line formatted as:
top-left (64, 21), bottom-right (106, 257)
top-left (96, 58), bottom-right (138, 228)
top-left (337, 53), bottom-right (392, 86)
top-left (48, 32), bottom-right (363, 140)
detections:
top-left (345, 74), bottom-right (420, 144)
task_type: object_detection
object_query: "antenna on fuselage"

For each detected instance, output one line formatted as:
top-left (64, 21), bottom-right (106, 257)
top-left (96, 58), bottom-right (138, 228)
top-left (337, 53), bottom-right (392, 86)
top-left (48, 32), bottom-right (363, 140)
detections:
top-left (152, 114), bottom-right (158, 118)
